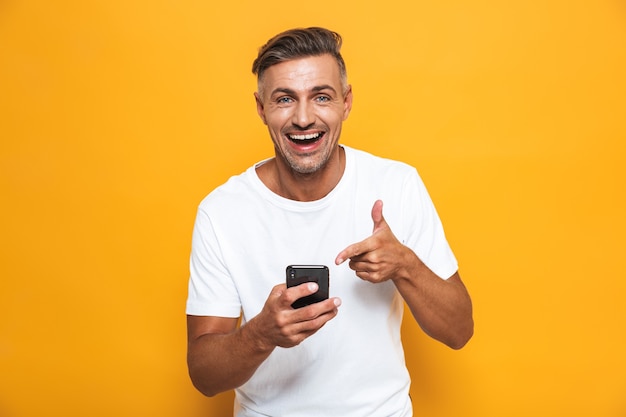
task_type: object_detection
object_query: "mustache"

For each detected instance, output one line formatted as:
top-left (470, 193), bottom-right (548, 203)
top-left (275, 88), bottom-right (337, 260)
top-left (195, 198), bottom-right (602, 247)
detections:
top-left (283, 124), bottom-right (326, 133)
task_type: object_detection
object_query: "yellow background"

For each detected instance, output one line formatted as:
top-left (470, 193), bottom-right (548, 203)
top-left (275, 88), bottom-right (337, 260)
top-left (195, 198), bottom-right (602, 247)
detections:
top-left (1, 1), bottom-right (625, 416)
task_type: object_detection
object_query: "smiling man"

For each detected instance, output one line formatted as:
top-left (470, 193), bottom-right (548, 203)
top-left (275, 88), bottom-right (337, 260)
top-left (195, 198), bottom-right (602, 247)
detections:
top-left (186, 27), bottom-right (473, 417)
top-left (254, 50), bottom-right (352, 200)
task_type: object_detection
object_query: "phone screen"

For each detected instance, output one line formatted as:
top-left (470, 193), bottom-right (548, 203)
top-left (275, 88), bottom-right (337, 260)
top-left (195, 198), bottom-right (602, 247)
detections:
top-left (286, 265), bottom-right (329, 309)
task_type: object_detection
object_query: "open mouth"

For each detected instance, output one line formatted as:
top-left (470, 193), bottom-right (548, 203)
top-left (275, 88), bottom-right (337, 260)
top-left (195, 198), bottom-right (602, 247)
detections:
top-left (287, 132), bottom-right (324, 145)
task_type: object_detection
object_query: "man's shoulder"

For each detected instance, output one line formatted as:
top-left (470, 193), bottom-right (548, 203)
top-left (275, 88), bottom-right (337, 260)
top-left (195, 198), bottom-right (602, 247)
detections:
top-left (197, 167), bottom-right (256, 212)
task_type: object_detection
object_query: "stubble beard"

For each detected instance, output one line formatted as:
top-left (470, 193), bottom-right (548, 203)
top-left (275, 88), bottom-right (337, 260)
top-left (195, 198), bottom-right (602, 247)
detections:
top-left (283, 148), bottom-right (329, 175)
top-left (275, 129), bottom-right (335, 175)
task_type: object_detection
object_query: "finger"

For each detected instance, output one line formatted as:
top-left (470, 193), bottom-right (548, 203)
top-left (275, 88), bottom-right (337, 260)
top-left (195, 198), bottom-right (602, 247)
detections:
top-left (280, 302), bottom-right (340, 346)
top-left (335, 245), bottom-right (351, 265)
top-left (272, 283), bottom-right (287, 292)
top-left (290, 298), bottom-right (341, 326)
top-left (336, 200), bottom-right (387, 265)
top-left (371, 199), bottom-right (387, 233)
top-left (268, 283), bottom-right (287, 300)
top-left (283, 282), bottom-right (319, 306)
top-left (335, 240), bottom-right (368, 265)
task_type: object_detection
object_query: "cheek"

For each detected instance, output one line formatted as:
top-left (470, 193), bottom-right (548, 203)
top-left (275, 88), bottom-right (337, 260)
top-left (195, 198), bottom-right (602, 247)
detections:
top-left (264, 110), bottom-right (290, 129)
top-left (325, 112), bottom-right (345, 130)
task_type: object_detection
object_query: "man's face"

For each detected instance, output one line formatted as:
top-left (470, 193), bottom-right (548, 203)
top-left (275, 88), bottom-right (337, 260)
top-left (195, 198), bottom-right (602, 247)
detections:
top-left (255, 54), bottom-right (352, 175)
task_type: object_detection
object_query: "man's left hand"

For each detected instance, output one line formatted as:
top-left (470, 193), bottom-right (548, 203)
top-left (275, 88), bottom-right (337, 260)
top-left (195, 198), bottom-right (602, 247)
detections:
top-left (335, 200), bottom-right (412, 283)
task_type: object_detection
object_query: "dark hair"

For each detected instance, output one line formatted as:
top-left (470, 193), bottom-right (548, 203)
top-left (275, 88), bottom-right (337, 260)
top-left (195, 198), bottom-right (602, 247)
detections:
top-left (252, 27), bottom-right (347, 89)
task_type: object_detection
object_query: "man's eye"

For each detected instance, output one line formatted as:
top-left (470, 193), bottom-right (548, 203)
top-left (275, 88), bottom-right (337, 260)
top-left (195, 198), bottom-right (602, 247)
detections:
top-left (315, 96), bottom-right (331, 103)
top-left (277, 97), bottom-right (293, 104)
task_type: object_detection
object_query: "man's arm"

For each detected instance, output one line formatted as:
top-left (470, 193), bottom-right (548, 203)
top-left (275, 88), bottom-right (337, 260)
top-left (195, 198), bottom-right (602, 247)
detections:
top-left (388, 264), bottom-right (473, 349)
top-left (335, 200), bottom-right (473, 349)
top-left (187, 283), bottom-right (341, 397)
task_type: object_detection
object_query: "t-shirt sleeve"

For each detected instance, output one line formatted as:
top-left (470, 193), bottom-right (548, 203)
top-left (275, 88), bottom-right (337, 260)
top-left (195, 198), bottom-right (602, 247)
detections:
top-left (401, 169), bottom-right (458, 280)
top-left (186, 206), bottom-right (242, 317)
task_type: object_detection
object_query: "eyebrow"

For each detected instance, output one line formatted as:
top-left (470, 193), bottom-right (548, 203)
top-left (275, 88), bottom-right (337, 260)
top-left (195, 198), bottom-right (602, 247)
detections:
top-left (270, 84), bottom-right (338, 97)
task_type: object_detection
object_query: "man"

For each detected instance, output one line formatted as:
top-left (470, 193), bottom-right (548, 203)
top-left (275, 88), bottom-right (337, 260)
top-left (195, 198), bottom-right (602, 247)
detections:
top-left (186, 27), bottom-right (473, 417)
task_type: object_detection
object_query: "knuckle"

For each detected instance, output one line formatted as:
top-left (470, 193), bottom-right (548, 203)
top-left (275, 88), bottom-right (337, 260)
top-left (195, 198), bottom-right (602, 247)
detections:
top-left (275, 313), bottom-right (289, 329)
top-left (305, 306), bottom-right (320, 321)
top-left (279, 326), bottom-right (295, 341)
top-left (292, 335), bottom-right (306, 346)
top-left (369, 252), bottom-right (381, 264)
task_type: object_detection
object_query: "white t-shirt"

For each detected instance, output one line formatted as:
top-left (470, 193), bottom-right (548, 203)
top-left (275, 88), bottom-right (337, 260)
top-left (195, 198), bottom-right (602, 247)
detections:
top-left (187, 146), bottom-right (458, 417)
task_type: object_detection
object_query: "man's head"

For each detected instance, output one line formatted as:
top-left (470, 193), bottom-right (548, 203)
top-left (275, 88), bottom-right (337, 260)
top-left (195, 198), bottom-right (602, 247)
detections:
top-left (252, 27), bottom-right (348, 98)
top-left (251, 27), bottom-right (353, 179)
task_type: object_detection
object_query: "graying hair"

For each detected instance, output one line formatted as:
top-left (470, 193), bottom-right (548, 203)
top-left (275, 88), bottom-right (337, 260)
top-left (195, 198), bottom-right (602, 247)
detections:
top-left (252, 27), bottom-right (348, 95)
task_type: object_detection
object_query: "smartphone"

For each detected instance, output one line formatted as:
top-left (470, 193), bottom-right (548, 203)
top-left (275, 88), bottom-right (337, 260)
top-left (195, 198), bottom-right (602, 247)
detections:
top-left (286, 265), bottom-right (330, 309)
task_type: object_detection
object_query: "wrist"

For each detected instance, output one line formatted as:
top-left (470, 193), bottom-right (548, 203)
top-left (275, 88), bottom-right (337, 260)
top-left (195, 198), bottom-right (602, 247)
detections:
top-left (392, 247), bottom-right (423, 282)
top-left (241, 316), bottom-right (276, 354)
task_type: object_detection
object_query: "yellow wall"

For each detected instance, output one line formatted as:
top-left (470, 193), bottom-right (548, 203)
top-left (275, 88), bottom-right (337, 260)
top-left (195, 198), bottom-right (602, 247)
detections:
top-left (1, 1), bottom-right (625, 416)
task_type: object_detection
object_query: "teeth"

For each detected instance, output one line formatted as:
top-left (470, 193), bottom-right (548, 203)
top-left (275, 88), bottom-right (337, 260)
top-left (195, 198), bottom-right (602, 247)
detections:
top-left (289, 132), bottom-right (321, 141)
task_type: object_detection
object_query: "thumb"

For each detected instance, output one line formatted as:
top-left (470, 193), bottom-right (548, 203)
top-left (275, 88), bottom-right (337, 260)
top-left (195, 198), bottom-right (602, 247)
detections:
top-left (371, 200), bottom-right (387, 233)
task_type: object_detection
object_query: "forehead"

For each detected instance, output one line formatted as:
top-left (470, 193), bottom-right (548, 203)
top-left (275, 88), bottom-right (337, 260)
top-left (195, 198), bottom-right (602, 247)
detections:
top-left (260, 54), bottom-right (343, 94)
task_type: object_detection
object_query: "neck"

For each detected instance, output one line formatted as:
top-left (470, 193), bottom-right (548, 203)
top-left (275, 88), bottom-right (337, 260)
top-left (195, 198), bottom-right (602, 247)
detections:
top-left (257, 146), bottom-right (346, 202)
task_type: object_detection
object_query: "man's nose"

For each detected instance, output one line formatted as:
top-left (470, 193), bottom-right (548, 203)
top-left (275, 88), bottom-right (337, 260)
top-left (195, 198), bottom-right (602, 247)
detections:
top-left (292, 101), bottom-right (315, 129)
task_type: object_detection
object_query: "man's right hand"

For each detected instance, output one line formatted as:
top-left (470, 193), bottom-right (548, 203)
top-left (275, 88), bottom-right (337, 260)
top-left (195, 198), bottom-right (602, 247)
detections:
top-left (186, 282), bottom-right (340, 397)
top-left (247, 283), bottom-right (341, 351)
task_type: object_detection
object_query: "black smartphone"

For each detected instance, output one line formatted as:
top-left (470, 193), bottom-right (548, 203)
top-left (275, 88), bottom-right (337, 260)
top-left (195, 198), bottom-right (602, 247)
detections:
top-left (286, 265), bottom-right (330, 309)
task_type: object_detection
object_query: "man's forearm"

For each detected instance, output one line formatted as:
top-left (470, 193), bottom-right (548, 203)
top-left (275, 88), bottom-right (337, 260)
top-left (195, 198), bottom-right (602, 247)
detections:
top-left (393, 253), bottom-right (473, 349)
top-left (187, 320), bottom-right (274, 397)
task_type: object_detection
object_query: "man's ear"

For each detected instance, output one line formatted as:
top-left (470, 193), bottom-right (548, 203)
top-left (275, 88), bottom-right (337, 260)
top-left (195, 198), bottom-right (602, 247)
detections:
top-left (254, 92), bottom-right (267, 125)
top-left (342, 85), bottom-right (353, 121)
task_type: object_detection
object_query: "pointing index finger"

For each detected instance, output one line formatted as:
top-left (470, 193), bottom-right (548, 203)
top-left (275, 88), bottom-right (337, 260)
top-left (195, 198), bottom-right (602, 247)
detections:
top-left (335, 242), bottom-right (363, 265)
